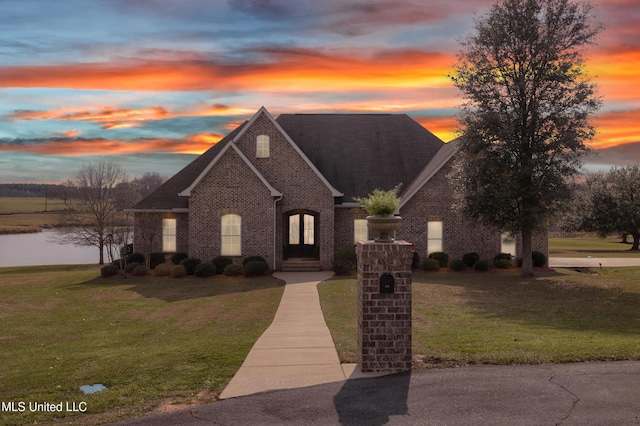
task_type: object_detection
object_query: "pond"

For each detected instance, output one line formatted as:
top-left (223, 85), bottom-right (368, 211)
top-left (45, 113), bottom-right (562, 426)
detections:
top-left (0, 229), bottom-right (100, 267)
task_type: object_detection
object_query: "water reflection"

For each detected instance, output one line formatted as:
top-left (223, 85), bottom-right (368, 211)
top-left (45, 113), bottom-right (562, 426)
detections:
top-left (0, 230), bottom-right (99, 267)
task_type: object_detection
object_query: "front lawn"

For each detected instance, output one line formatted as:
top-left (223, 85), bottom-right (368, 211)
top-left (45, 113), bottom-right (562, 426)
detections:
top-left (549, 236), bottom-right (640, 258)
top-left (0, 265), bottom-right (285, 426)
top-left (318, 268), bottom-right (640, 367)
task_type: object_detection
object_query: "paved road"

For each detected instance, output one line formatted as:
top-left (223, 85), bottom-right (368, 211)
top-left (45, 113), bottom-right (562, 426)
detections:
top-left (110, 361), bottom-right (640, 425)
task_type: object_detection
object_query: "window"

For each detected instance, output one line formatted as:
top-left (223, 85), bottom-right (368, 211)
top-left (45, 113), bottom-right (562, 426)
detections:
top-left (221, 214), bottom-right (241, 256)
top-left (256, 134), bottom-right (270, 158)
top-left (289, 214), bottom-right (300, 245)
top-left (427, 220), bottom-right (443, 255)
top-left (162, 218), bottom-right (177, 252)
top-left (501, 233), bottom-right (516, 256)
top-left (354, 219), bottom-right (368, 244)
top-left (302, 214), bottom-right (314, 244)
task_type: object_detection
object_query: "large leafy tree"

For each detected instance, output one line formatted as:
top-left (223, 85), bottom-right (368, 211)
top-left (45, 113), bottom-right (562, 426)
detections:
top-left (450, 0), bottom-right (602, 275)
top-left (564, 166), bottom-right (640, 251)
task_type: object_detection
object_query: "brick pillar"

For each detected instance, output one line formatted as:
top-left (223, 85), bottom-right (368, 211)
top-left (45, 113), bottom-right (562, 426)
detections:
top-left (357, 240), bottom-right (412, 373)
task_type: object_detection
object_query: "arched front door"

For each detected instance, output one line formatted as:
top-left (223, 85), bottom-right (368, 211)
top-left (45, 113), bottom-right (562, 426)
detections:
top-left (285, 210), bottom-right (318, 259)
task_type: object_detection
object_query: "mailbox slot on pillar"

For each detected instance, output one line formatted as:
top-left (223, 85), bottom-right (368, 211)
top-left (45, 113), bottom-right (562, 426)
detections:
top-left (380, 273), bottom-right (395, 294)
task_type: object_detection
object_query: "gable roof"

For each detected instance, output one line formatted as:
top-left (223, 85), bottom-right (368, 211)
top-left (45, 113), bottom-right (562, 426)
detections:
top-left (131, 108), bottom-right (449, 211)
top-left (237, 107), bottom-right (342, 197)
top-left (131, 122), bottom-right (246, 210)
top-left (179, 141), bottom-right (282, 197)
top-left (275, 113), bottom-right (444, 201)
top-left (399, 138), bottom-right (461, 208)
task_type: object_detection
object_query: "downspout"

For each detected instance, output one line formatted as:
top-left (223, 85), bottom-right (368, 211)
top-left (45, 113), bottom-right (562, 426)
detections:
top-left (273, 195), bottom-right (283, 271)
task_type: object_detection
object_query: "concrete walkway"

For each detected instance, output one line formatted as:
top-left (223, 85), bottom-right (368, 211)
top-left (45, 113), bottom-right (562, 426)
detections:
top-left (220, 271), bottom-right (350, 399)
top-left (549, 257), bottom-right (640, 268)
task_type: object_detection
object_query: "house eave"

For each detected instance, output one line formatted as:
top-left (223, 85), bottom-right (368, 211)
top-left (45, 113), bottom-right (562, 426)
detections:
top-left (125, 208), bottom-right (189, 213)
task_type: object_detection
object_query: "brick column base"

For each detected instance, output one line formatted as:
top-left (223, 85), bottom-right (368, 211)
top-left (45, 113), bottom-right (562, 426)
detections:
top-left (357, 240), bottom-right (412, 373)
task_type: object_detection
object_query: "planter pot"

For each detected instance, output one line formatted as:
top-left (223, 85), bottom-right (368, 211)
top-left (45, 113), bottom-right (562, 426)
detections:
top-left (367, 215), bottom-right (402, 243)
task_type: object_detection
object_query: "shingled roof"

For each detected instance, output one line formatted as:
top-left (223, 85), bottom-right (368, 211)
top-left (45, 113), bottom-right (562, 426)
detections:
top-left (131, 111), bottom-right (446, 210)
top-left (275, 114), bottom-right (444, 201)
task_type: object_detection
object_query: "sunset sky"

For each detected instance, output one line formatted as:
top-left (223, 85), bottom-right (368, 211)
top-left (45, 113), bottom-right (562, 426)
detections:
top-left (1, 0), bottom-right (639, 183)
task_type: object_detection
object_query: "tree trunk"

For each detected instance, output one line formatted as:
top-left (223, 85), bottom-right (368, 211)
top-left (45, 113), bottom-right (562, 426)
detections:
top-left (521, 228), bottom-right (534, 276)
top-left (631, 231), bottom-right (640, 251)
top-left (99, 245), bottom-right (105, 265)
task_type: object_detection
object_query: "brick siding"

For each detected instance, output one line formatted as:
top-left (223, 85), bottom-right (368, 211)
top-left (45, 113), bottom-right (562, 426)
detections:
top-left (189, 147), bottom-right (275, 266)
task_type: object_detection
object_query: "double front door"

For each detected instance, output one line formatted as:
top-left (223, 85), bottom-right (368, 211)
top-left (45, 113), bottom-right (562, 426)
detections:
top-left (285, 210), bottom-right (318, 259)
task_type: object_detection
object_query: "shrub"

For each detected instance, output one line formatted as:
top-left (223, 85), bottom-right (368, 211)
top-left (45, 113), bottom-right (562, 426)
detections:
top-left (474, 260), bottom-right (490, 271)
top-left (428, 252), bottom-right (449, 268)
top-left (127, 252), bottom-right (145, 265)
top-left (171, 252), bottom-right (189, 265)
top-left (170, 264), bottom-right (187, 278)
top-left (335, 249), bottom-right (357, 263)
top-left (243, 260), bottom-right (269, 277)
top-left (462, 252), bottom-right (480, 267)
top-left (180, 258), bottom-right (201, 275)
top-left (532, 251), bottom-right (547, 267)
top-left (224, 264), bottom-right (243, 276)
top-left (149, 252), bottom-right (166, 269)
top-left (334, 249), bottom-right (357, 274)
top-left (449, 259), bottom-right (466, 271)
top-left (154, 262), bottom-right (172, 276)
top-left (422, 259), bottom-right (440, 271)
top-left (353, 185), bottom-right (401, 217)
top-left (125, 262), bottom-right (140, 274)
top-left (333, 260), bottom-right (355, 275)
top-left (101, 264), bottom-right (119, 277)
top-left (195, 262), bottom-right (217, 277)
top-left (495, 259), bottom-right (513, 269)
top-left (132, 265), bottom-right (149, 276)
top-left (212, 256), bottom-right (233, 274)
top-left (493, 253), bottom-right (513, 267)
top-left (412, 252), bottom-right (420, 269)
top-left (243, 256), bottom-right (267, 266)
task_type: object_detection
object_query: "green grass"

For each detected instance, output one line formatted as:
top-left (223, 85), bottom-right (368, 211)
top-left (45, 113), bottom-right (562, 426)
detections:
top-left (549, 236), bottom-right (640, 258)
top-left (0, 197), bottom-right (67, 214)
top-left (318, 268), bottom-right (640, 367)
top-left (0, 197), bottom-right (68, 233)
top-left (0, 265), bottom-right (285, 425)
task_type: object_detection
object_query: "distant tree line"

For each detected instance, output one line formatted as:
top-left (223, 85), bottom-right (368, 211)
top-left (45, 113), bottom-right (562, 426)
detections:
top-left (0, 183), bottom-right (68, 199)
top-left (1, 173), bottom-right (164, 201)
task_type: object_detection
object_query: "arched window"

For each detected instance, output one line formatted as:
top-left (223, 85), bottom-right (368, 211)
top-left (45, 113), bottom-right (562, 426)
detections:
top-left (256, 135), bottom-right (270, 158)
top-left (221, 214), bottom-right (241, 256)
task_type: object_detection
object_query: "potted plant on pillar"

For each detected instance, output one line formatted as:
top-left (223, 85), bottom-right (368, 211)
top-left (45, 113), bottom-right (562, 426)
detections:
top-left (354, 185), bottom-right (402, 243)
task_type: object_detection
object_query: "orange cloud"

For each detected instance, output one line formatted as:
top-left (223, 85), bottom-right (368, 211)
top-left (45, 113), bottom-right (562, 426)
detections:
top-left (56, 130), bottom-right (80, 138)
top-left (9, 104), bottom-right (254, 129)
top-left (415, 116), bottom-right (460, 142)
top-left (0, 133), bottom-right (223, 157)
top-left (593, 109), bottom-right (640, 148)
top-left (0, 49), bottom-right (453, 93)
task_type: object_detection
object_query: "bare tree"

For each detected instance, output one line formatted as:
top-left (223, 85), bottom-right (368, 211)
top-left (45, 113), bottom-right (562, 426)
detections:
top-left (131, 172), bottom-right (164, 199)
top-left (450, 0), bottom-right (602, 275)
top-left (54, 162), bottom-right (131, 265)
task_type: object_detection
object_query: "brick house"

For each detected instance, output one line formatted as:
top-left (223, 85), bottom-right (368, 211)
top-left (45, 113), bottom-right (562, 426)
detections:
top-left (130, 107), bottom-right (548, 270)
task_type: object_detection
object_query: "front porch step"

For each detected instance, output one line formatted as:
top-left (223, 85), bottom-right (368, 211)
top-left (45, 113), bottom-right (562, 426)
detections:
top-left (281, 259), bottom-right (321, 272)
